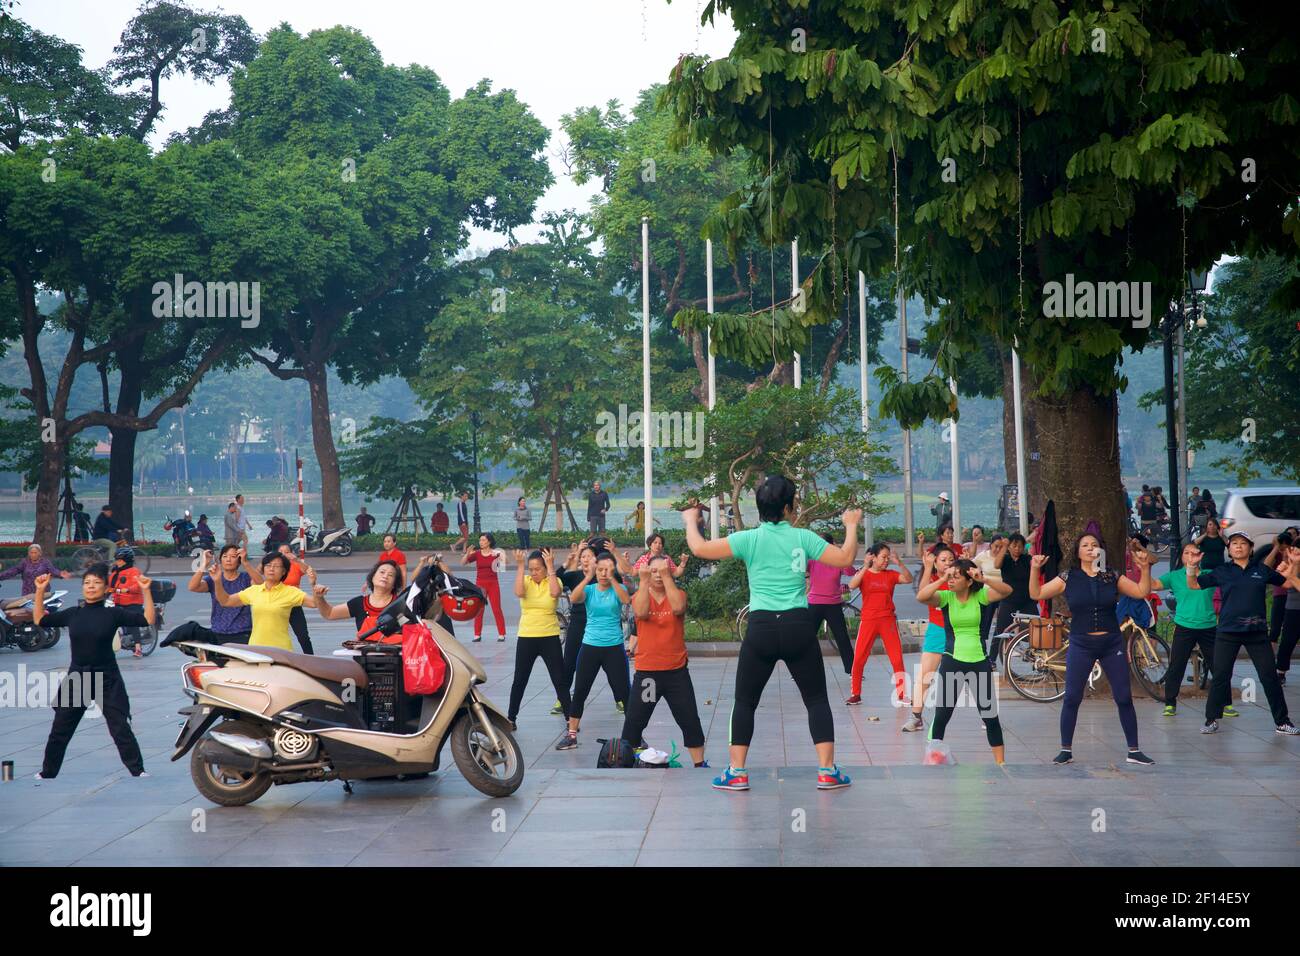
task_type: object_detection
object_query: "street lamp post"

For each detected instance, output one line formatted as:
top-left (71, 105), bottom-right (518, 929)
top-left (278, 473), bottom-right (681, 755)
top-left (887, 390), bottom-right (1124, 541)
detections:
top-left (1161, 269), bottom-right (1209, 570)
top-left (471, 411), bottom-right (481, 535)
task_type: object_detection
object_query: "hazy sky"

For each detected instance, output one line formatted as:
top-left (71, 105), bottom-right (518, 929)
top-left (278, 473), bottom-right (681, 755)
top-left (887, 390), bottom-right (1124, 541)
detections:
top-left (25, 0), bottom-right (737, 246)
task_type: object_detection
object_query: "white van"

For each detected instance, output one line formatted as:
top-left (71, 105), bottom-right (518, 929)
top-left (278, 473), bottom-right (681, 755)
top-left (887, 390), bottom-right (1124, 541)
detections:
top-left (1217, 487), bottom-right (1300, 551)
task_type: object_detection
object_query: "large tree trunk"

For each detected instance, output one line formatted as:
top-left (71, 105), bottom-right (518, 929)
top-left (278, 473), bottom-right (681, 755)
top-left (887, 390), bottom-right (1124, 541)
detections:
top-left (1000, 349), bottom-right (1046, 524)
top-left (107, 350), bottom-right (146, 539)
top-left (1029, 385), bottom-right (1127, 571)
top-left (305, 360), bottom-right (345, 529)
top-left (34, 440), bottom-right (66, 552)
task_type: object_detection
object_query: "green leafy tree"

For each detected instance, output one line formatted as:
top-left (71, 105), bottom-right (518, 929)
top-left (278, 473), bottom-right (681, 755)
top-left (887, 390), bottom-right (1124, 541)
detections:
top-left (224, 25), bottom-right (552, 530)
top-left (663, 0), bottom-right (1300, 555)
top-left (665, 383), bottom-right (895, 529)
top-left (340, 416), bottom-right (475, 502)
top-left (413, 214), bottom-right (639, 532)
top-left (0, 16), bottom-right (132, 150)
top-left (1157, 256), bottom-right (1299, 482)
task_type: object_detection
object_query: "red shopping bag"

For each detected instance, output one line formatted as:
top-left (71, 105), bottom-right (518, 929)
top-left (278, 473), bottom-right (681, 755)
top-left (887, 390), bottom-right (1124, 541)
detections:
top-left (401, 622), bottom-right (446, 695)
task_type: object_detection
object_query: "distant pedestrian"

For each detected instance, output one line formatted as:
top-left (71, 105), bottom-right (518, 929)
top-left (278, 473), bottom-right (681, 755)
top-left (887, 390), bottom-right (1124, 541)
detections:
top-left (234, 494), bottom-right (252, 549)
top-left (355, 506), bottom-right (376, 536)
top-left (930, 492), bottom-right (952, 530)
top-left (223, 501), bottom-right (240, 547)
top-left (514, 497), bottom-right (532, 549)
top-left (453, 491), bottom-right (471, 552)
top-left (378, 533), bottom-right (409, 586)
top-left (431, 502), bottom-right (450, 534)
top-left (587, 481), bottom-right (610, 535)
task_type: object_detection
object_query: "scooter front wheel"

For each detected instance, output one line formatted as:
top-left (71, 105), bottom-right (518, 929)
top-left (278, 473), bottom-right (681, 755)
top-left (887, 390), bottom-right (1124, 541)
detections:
top-left (190, 721), bottom-right (273, 806)
top-left (450, 711), bottom-right (523, 797)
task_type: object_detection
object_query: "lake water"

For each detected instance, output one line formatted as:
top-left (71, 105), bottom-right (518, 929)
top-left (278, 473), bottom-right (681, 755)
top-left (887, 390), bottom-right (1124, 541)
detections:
top-left (0, 486), bottom-right (1005, 542)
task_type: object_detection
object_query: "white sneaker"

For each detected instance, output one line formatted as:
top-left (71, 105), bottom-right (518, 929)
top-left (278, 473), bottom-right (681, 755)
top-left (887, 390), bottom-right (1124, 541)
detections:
top-left (34, 772), bottom-right (47, 780)
top-left (1201, 720), bottom-right (1219, 734)
top-left (1276, 722), bottom-right (1299, 736)
top-left (901, 714), bottom-right (925, 732)
top-left (133, 771), bottom-right (151, 778)
top-left (497, 635), bottom-right (506, 642)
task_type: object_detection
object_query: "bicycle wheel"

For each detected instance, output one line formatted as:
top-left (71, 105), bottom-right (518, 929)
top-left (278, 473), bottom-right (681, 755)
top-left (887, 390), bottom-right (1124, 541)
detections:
top-left (136, 623), bottom-right (160, 657)
top-left (733, 604), bottom-right (749, 642)
top-left (1004, 632), bottom-right (1068, 702)
top-left (1127, 627), bottom-right (1170, 701)
top-left (72, 546), bottom-right (105, 572)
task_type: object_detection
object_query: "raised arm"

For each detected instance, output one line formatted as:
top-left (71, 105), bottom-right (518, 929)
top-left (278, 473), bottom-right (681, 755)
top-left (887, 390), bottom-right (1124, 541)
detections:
top-left (188, 554), bottom-right (213, 593)
top-left (684, 507), bottom-right (733, 560)
top-left (659, 566), bottom-right (687, 614)
top-left (241, 549), bottom-right (263, 584)
top-left (914, 574), bottom-right (947, 607)
top-left (1028, 554), bottom-right (1066, 601)
top-left (970, 565), bottom-right (1011, 603)
top-left (1116, 549), bottom-right (1153, 599)
top-left (512, 549), bottom-right (527, 598)
top-left (542, 549), bottom-right (561, 597)
top-left (610, 578), bottom-right (631, 605)
top-left (136, 574), bottom-right (157, 626)
top-left (314, 585), bottom-right (353, 621)
top-left (569, 566), bottom-right (595, 603)
top-left (631, 565), bottom-right (653, 618)
top-left (32, 574), bottom-right (51, 625)
top-left (892, 550), bottom-right (914, 584)
top-left (817, 509), bottom-right (863, 568)
top-left (209, 563), bottom-right (243, 608)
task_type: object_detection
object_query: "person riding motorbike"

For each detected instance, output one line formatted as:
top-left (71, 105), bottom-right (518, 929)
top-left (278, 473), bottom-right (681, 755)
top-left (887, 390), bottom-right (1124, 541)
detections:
top-left (108, 547), bottom-right (147, 658)
top-left (166, 511), bottom-right (198, 552)
top-left (264, 516), bottom-right (292, 552)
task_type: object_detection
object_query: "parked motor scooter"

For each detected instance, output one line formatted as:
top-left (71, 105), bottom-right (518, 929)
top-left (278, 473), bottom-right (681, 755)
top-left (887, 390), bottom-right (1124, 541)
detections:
top-left (0, 588), bottom-right (66, 652)
top-left (111, 578), bottom-right (177, 658)
top-left (164, 563), bottom-right (520, 805)
top-left (292, 517), bottom-right (354, 557)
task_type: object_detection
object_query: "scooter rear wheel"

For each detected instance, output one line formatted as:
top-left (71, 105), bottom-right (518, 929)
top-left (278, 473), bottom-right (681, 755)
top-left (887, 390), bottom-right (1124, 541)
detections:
top-left (450, 711), bottom-right (523, 797)
top-left (191, 721), bottom-right (273, 806)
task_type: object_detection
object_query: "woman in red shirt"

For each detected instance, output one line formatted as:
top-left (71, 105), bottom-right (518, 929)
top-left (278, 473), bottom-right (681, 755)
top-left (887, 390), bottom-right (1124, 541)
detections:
top-left (845, 543), bottom-right (914, 706)
top-left (463, 533), bottom-right (507, 641)
top-left (378, 534), bottom-right (408, 586)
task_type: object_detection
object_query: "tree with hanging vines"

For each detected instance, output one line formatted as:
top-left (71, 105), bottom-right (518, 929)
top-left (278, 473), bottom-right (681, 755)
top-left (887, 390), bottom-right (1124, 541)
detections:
top-left (663, 0), bottom-right (1300, 559)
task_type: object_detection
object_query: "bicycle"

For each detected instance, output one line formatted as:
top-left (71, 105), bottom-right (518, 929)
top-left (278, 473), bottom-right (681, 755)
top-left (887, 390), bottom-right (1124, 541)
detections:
top-left (733, 587), bottom-right (861, 645)
top-left (71, 540), bottom-right (151, 575)
top-left (1004, 612), bottom-right (1173, 703)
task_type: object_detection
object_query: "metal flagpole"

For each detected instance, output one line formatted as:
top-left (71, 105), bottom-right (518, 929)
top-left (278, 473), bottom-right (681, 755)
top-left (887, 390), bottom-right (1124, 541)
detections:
top-left (642, 217), bottom-right (654, 534)
top-left (859, 272), bottom-right (873, 547)
top-left (295, 448), bottom-right (305, 549)
top-left (707, 238), bottom-right (719, 540)
top-left (792, 239), bottom-right (801, 388)
top-left (900, 288), bottom-right (914, 556)
top-left (1011, 346), bottom-right (1028, 537)
top-left (948, 375), bottom-right (961, 542)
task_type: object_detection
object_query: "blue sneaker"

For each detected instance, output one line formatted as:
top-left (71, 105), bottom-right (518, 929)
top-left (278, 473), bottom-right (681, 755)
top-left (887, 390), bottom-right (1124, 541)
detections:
top-left (711, 766), bottom-right (749, 791)
top-left (817, 765), bottom-right (852, 790)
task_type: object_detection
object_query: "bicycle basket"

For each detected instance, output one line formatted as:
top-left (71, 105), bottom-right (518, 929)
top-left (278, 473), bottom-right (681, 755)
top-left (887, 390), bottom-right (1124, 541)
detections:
top-left (1029, 615), bottom-right (1067, 650)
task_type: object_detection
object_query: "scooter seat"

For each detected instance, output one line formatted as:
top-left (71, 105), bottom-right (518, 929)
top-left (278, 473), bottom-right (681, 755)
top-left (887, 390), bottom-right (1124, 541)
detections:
top-left (255, 646), bottom-right (369, 690)
top-left (2, 596), bottom-right (30, 610)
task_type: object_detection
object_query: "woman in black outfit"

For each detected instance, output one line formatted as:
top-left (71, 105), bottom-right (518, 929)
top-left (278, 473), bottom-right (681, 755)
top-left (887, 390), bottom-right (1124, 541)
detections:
top-left (32, 566), bottom-right (156, 779)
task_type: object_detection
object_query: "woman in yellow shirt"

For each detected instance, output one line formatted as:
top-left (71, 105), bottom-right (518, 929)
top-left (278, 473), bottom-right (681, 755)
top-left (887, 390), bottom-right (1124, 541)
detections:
top-left (209, 552), bottom-right (322, 651)
top-left (506, 548), bottom-right (571, 729)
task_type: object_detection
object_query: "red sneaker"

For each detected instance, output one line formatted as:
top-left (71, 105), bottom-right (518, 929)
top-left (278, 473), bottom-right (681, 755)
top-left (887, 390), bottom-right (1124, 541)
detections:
top-left (845, 694), bottom-right (862, 705)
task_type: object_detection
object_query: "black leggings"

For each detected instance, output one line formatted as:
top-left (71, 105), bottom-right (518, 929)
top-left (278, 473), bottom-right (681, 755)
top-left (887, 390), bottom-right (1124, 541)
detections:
top-left (732, 607), bottom-right (833, 747)
top-left (928, 655), bottom-right (1003, 747)
top-left (562, 609), bottom-right (585, 690)
top-left (1268, 594), bottom-right (1286, 642)
top-left (809, 602), bottom-right (853, 674)
top-left (507, 636), bottom-right (571, 722)
top-left (164, 620), bottom-right (250, 646)
top-left (289, 605), bottom-right (313, 655)
top-left (1278, 609), bottom-right (1300, 673)
top-left (621, 666), bottom-right (706, 749)
top-left (1060, 631), bottom-right (1139, 749)
top-left (1208, 630), bottom-right (1289, 725)
top-left (42, 667), bottom-right (143, 777)
top-left (1165, 624), bottom-right (1216, 705)
top-left (569, 643), bottom-right (629, 719)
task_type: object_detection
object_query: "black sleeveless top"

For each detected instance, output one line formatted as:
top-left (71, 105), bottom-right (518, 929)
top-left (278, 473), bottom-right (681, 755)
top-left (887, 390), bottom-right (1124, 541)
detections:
top-left (1061, 569), bottom-right (1120, 636)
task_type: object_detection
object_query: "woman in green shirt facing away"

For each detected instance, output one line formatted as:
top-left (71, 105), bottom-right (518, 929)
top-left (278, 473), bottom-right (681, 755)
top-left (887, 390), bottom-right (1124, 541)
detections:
top-left (684, 475), bottom-right (861, 793)
top-left (916, 558), bottom-right (1013, 764)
